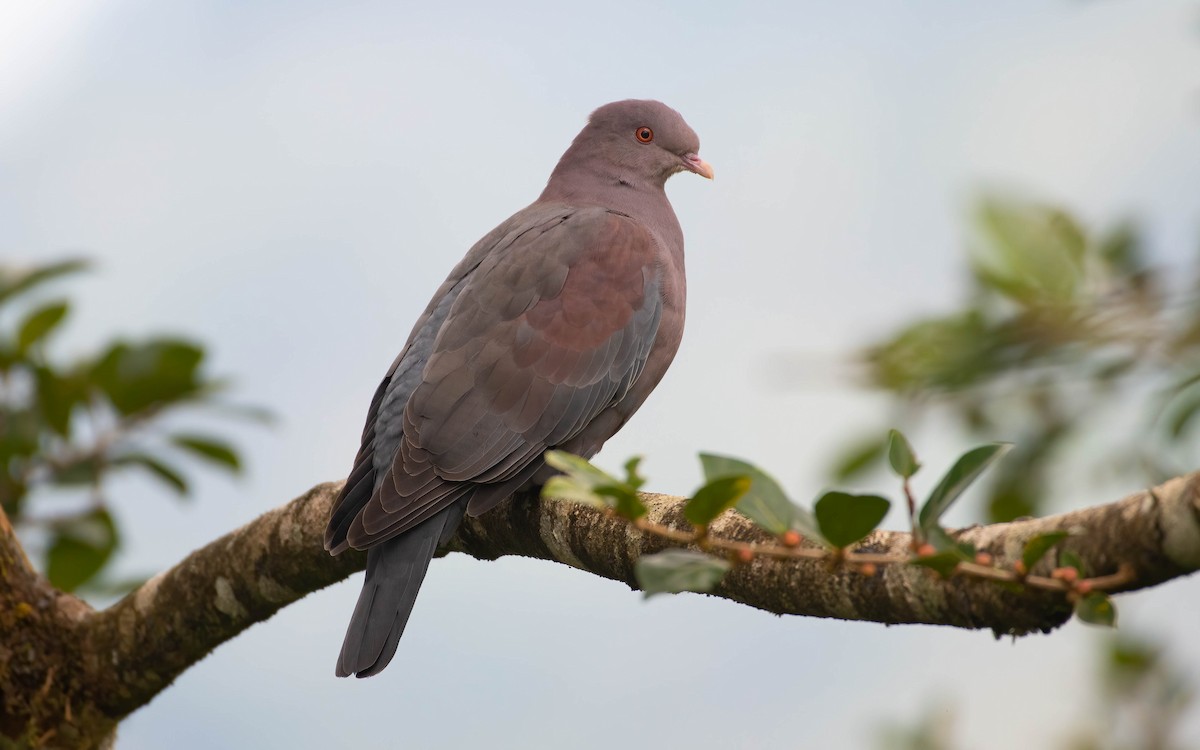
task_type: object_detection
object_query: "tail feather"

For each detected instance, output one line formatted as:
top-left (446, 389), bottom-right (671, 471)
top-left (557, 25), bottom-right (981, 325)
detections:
top-left (336, 502), bottom-right (465, 678)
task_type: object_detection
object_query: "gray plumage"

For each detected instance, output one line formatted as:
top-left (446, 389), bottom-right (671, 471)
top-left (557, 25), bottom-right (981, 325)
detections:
top-left (326, 99), bottom-right (712, 678)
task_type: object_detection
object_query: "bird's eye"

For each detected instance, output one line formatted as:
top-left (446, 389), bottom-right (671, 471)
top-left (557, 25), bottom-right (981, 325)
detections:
top-left (635, 127), bottom-right (654, 143)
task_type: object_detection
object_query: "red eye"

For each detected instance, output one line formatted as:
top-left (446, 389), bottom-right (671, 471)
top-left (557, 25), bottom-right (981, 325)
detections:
top-left (635, 127), bottom-right (654, 143)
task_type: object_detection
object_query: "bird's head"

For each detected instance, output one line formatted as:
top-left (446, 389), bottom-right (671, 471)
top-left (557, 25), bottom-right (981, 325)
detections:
top-left (546, 100), bottom-right (713, 195)
top-left (583, 99), bottom-right (714, 184)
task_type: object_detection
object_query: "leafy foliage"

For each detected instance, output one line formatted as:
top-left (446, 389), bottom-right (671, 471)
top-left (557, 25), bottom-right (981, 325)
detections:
top-left (833, 196), bottom-right (1200, 524)
top-left (699, 453), bottom-right (818, 537)
top-left (635, 549), bottom-right (730, 597)
top-left (1021, 531), bottom-right (1069, 572)
top-left (543, 450), bottom-right (646, 519)
top-left (545, 432), bottom-right (1120, 630)
top-left (0, 259), bottom-right (255, 592)
top-left (886, 429), bottom-right (920, 479)
top-left (813, 491), bottom-right (890, 548)
top-left (684, 475), bottom-right (751, 526)
top-left (917, 443), bottom-right (1011, 535)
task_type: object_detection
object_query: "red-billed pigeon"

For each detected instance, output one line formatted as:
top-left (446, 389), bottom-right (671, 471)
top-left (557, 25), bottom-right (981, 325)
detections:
top-left (325, 99), bottom-right (712, 678)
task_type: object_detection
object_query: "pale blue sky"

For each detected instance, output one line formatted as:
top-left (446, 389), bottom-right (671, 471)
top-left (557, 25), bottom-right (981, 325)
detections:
top-left (3, 1), bottom-right (1199, 748)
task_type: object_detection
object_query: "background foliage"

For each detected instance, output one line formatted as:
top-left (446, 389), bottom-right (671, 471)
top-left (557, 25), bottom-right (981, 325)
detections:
top-left (0, 261), bottom-right (251, 593)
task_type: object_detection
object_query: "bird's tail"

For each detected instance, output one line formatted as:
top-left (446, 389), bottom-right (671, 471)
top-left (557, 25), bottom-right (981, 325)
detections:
top-left (336, 503), bottom-right (464, 678)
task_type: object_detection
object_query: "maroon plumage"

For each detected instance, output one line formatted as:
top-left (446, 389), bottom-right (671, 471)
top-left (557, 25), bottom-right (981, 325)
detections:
top-left (326, 100), bottom-right (711, 677)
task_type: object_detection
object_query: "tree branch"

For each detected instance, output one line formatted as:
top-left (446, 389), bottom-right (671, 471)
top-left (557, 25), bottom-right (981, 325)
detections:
top-left (85, 472), bottom-right (1200, 719)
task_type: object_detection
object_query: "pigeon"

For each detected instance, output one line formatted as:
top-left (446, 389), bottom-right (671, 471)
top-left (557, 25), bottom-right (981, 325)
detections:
top-left (325, 99), bottom-right (712, 678)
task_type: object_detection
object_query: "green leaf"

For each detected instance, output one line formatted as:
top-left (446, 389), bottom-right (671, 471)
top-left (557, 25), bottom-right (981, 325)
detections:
top-left (46, 507), bottom-right (119, 592)
top-left (544, 450), bottom-right (620, 489)
top-left (1059, 549), bottom-right (1087, 577)
top-left (543, 451), bottom-right (644, 517)
top-left (16, 301), bottom-right (69, 353)
top-left (541, 475), bottom-right (606, 509)
top-left (909, 550), bottom-right (964, 578)
top-left (1075, 592), bottom-right (1117, 627)
top-left (50, 456), bottom-right (102, 487)
top-left (0, 259), bottom-right (89, 307)
top-left (623, 456), bottom-right (646, 490)
top-left (886, 429), bottom-right (921, 479)
top-left (918, 443), bottom-right (1012, 534)
top-left (699, 453), bottom-right (816, 537)
top-left (1107, 638), bottom-right (1157, 679)
top-left (33, 365), bottom-right (84, 437)
top-left (171, 434), bottom-right (241, 473)
top-left (971, 199), bottom-right (1086, 306)
top-left (90, 338), bottom-right (207, 415)
top-left (596, 484), bottom-right (646, 520)
top-left (1021, 531), bottom-right (1069, 571)
top-left (830, 435), bottom-right (886, 481)
top-left (115, 453), bottom-right (190, 496)
top-left (635, 549), bottom-right (730, 598)
top-left (813, 491), bottom-right (890, 548)
top-left (684, 475), bottom-right (751, 526)
top-left (1097, 222), bottom-right (1142, 275)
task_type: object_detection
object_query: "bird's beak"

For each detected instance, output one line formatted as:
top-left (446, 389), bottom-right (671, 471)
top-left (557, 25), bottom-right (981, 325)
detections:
top-left (682, 153), bottom-right (714, 180)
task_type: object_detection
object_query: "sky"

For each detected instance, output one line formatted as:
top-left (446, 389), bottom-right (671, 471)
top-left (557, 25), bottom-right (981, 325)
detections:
top-left (2, 1), bottom-right (1199, 748)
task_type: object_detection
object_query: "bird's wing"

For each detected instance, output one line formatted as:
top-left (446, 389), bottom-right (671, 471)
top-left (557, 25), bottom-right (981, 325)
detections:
top-left (325, 205), bottom-right (578, 554)
top-left (342, 206), bottom-right (664, 549)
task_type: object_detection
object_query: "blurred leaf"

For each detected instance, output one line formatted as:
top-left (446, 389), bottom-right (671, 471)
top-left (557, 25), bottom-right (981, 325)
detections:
top-left (887, 429), bottom-right (921, 479)
top-left (46, 506), bottom-right (119, 592)
top-left (1163, 385), bottom-right (1200, 440)
top-left (684, 475), bottom-right (751, 526)
top-left (596, 484), bottom-right (646, 520)
top-left (50, 456), bottom-right (102, 487)
top-left (1059, 549), bottom-right (1087, 577)
top-left (0, 258), bottom-right (89, 307)
top-left (867, 312), bottom-right (995, 392)
top-left (1097, 222), bottom-right (1142, 275)
top-left (971, 199), bottom-right (1086, 306)
top-left (170, 434), bottom-right (241, 473)
top-left (91, 338), bottom-right (207, 415)
top-left (831, 435), bottom-right (886, 481)
top-left (909, 550), bottom-right (964, 578)
top-left (814, 491), bottom-right (890, 548)
top-left (0, 408), bottom-right (41, 462)
top-left (545, 450), bottom-right (620, 489)
top-left (699, 453), bottom-right (817, 537)
top-left (1021, 531), bottom-right (1069, 571)
top-left (115, 453), bottom-right (190, 496)
top-left (918, 443), bottom-right (1012, 534)
top-left (33, 365), bottom-right (84, 438)
top-left (623, 456), bottom-right (646, 490)
top-left (1107, 638), bottom-right (1158, 681)
top-left (1075, 592), bottom-right (1117, 627)
top-left (635, 549), bottom-right (730, 598)
top-left (16, 301), bottom-right (69, 353)
top-left (986, 483), bottom-right (1037, 524)
top-left (541, 475), bottom-right (606, 509)
top-left (543, 451), bottom-right (643, 518)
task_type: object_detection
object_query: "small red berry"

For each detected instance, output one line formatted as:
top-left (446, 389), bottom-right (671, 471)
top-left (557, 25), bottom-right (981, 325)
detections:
top-left (781, 530), bottom-right (802, 548)
top-left (1013, 560), bottom-right (1028, 576)
top-left (1053, 567), bottom-right (1080, 584)
top-left (974, 552), bottom-right (994, 567)
top-left (916, 543), bottom-right (936, 557)
top-left (735, 548), bottom-right (754, 565)
top-left (859, 563), bottom-right (878, 577)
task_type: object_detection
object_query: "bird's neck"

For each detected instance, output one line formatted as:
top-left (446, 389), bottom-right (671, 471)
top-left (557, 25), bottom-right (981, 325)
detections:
top-left (539, 157), bottom-right (683, 252)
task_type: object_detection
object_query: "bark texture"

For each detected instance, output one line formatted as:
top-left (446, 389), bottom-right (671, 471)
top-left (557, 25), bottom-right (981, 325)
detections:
top-left (2, 473), bottom-right (1199, 748)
